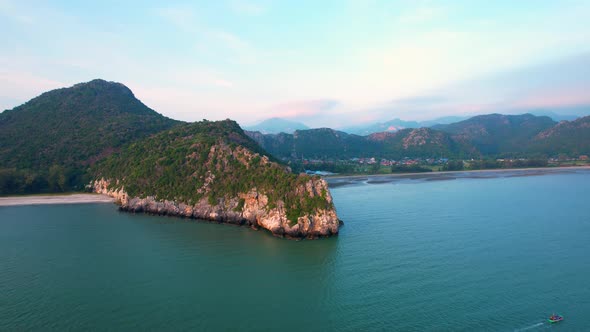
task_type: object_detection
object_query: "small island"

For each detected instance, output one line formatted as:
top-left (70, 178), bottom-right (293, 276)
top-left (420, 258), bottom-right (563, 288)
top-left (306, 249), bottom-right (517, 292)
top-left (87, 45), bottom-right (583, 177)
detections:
top-left (91, 120), bottom-right (340, 239)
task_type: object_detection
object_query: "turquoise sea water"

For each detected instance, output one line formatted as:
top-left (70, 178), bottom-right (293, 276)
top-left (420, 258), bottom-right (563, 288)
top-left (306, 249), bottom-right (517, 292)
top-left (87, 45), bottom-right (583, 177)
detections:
top-left (1, 170), bottom-right (589, 331)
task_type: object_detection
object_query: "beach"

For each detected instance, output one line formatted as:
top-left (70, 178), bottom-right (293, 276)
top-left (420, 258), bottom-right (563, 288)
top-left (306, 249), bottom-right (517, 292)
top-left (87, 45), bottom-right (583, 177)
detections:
top-left (0, 193), bottom-right (114, 207)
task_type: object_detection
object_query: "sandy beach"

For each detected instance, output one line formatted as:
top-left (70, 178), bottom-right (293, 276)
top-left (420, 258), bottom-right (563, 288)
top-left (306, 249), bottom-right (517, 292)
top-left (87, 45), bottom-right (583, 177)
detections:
top-left (0, 193), bottom-right (114, 207)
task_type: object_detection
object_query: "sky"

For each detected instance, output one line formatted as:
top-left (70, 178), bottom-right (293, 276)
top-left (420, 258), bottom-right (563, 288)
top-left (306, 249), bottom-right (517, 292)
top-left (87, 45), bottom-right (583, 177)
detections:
top-left (1, 0), bottom-right (590, 128)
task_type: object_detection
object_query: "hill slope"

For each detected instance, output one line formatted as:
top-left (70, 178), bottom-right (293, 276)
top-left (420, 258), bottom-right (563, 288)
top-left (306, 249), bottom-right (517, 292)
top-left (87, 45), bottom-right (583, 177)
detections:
top-left (92, 120), bottom-right (339, 239)
top-left (532, 116), bottom-right (590, 156)
top-left (367, 128), bottom-right (477, 159)
top-left (0, 79), bottom-right (180, 194)
top-left (247, 127), bottom-right (477, 160)
top-left (433, 113), bottom-right (556, 155)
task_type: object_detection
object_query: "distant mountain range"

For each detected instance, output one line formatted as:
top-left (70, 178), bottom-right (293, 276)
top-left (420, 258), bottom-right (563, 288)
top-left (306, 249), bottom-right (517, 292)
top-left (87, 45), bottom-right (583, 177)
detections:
top-left (341, 116), bottom-right (469, 135)
top-left (244, 111), bottom-right (586, 137)
top-left (527, 110), bottom-right (581, 122)
top-left (243, 117), bottom-right (309, 134)
top-left (340, 112), bottom-right (584, 136)
top-left (246, 126), bottom-right (476, 160)
top-left (247, 113), bottom-right (590, 161)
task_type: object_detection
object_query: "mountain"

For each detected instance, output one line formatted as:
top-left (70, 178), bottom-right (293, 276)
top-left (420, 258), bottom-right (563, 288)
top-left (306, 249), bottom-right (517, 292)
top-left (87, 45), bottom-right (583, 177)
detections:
top-left (532, 116), bottom-right (590, 156)
top-left (342, 116), bottom-right (469, 135)
top-left (248, 128), bottom-right (372, 160)
top-left (418, 116), bottom-right (470, 127)
top-left (92, 120), bottom-right (339, 239)
top-left (0, 79), bottom-right (180, 194)
top-left (366, 128), bottom-right (477, 159)
top-left (244, 117), bottom-right (309, 134)
top-left (529, 110), bottom-right (582, 122)
top-left (342, 119), bottom-right (420, 136)
top-left (433, 113), bottom-right (556, 156)
top-left (247, 127), bottom-right (477, 160)
top-left (248, 113), bottom-right (590, 161)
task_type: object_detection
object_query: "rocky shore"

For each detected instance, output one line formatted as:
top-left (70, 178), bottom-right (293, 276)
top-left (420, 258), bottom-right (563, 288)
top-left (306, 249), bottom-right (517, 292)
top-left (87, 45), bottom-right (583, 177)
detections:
top-left (93, 178), bottom-right (340, 239)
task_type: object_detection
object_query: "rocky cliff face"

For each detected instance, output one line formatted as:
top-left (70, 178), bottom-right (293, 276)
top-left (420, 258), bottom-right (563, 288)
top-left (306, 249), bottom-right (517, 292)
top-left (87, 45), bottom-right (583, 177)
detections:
top-left (93, 177), bottom-right (339, 239)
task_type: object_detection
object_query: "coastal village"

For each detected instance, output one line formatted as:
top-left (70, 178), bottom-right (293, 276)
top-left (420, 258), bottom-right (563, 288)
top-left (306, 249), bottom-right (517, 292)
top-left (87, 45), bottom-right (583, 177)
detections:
top-left (301, 155), bottom-right (590, 175)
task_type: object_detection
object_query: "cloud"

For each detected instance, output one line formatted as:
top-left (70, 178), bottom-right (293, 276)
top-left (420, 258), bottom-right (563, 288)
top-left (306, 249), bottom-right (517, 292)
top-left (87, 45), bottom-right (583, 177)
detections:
top-left (155, 5), bottom-right (263, 65)
top-left (155, 6), bottom-right (196, 31)
top-left (213, 79), bottom-right (234, 88)
top-left (397, 5), bottom-right (446, 24)
top-left (363, 53), bottom-right (590, 120)
top-left (267, 99), bottom-right (340, 119)
top-left (389, 95), bottom-right (448, 106)
top-left (214, 31), bottom-right (260, 64)
top-left (229, 0), bottom-right (267, 16)
top-left (0, 0), bottom-right (34, 24)
top-left (512, 87), bottom-right (590, 110)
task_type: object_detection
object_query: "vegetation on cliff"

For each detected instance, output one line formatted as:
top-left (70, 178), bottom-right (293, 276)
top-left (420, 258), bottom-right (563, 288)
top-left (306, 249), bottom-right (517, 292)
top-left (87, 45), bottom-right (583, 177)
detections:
top-left (0, 79), bottom-right (179, 194)
top-left (92, 120), bottom-right (333, 224)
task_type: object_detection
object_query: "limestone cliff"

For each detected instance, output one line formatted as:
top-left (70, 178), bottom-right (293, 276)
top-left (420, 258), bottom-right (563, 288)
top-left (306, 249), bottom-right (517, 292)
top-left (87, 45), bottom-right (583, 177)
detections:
top-left (91, 120), bottom-right (340, 239)
top-left (93, 177), bottom-right (339, 239)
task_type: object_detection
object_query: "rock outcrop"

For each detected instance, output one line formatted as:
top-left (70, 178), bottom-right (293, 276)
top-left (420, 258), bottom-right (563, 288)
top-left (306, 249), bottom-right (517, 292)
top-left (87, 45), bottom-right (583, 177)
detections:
top-left (93, 178), bottom-right (339, 239)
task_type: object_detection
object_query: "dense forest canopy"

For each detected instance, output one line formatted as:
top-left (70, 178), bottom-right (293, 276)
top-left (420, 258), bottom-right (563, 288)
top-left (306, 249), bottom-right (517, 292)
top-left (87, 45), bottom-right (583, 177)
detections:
top-left (0, 79), bottom-right (179, 194)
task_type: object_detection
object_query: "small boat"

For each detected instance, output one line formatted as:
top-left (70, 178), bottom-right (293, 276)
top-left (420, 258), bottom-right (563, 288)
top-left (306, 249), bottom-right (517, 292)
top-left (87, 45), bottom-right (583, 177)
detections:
top-left (548, 313), bottom-right (564, 323)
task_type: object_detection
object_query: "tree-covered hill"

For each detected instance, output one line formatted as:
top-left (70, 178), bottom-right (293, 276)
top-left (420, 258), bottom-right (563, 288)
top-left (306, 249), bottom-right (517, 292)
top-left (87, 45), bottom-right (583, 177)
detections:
top-left (531, 116), bottom-right (590, 156)
top-left (367, 127), bottom-right (478, 159)
top-left (0, 79), bottom-right (180, 194)
top-left (91, 120), bottom-right (338, 238)
top-left (247, 128), bottom-right (374, 160)
top-left (92, 119), bottom-right (283, 203)
top-left (247, 113), bottom-right (590, 162)
top-left (433, 113), bottom-right (556, 156)
top-left (247, 127), bottom-right (478, 160)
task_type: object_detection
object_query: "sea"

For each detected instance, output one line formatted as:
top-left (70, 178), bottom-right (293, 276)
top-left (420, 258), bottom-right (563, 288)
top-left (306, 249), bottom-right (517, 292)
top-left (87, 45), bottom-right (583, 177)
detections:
top-left (1, 169), bottom-right (589, 331)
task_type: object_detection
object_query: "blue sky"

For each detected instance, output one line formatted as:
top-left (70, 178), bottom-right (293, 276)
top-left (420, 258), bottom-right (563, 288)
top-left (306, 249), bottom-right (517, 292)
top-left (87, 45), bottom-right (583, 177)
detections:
top-left (1, 0), bottom-right (590, 127)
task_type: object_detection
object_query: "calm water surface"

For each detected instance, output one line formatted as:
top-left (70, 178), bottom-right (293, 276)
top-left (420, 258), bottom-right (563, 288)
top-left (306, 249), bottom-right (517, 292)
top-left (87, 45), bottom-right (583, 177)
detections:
top-left (1, 170), bottom-right (589, 331)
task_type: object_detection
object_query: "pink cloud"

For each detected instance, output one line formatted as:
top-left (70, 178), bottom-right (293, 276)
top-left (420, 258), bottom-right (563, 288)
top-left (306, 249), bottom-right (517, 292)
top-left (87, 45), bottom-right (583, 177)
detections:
top-left (513, 87), bottom-right (590, 109)
top-left (213, 79), bottom-right (234, 88)
top-left (268, 99), bottom-right (340, 118)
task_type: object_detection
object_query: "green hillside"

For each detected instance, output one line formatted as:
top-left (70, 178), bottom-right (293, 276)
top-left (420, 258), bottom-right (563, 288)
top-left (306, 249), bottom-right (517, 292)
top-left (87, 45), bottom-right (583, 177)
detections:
top-left (247, 127), bottom-right (477, 160)
top-left (531, 116), bottom-right (590, 156)
top-left (92, 120), bottom-right (333, 224)
top-left (0, 79), bottom-right (180, 194)
top-left (434, 113), bottom-right (556, 156)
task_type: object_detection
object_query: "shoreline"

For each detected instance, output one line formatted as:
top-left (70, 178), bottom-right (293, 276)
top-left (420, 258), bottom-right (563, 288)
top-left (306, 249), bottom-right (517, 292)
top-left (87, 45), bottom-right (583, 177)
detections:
top-left (325, 165), bottom-right (590, 187)
top-left (2, 165), bottom-right (588, 206)
top-left (325, 165), bottom-right (590, 180)
top-left (0, 193), bottom-right (114, 207)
